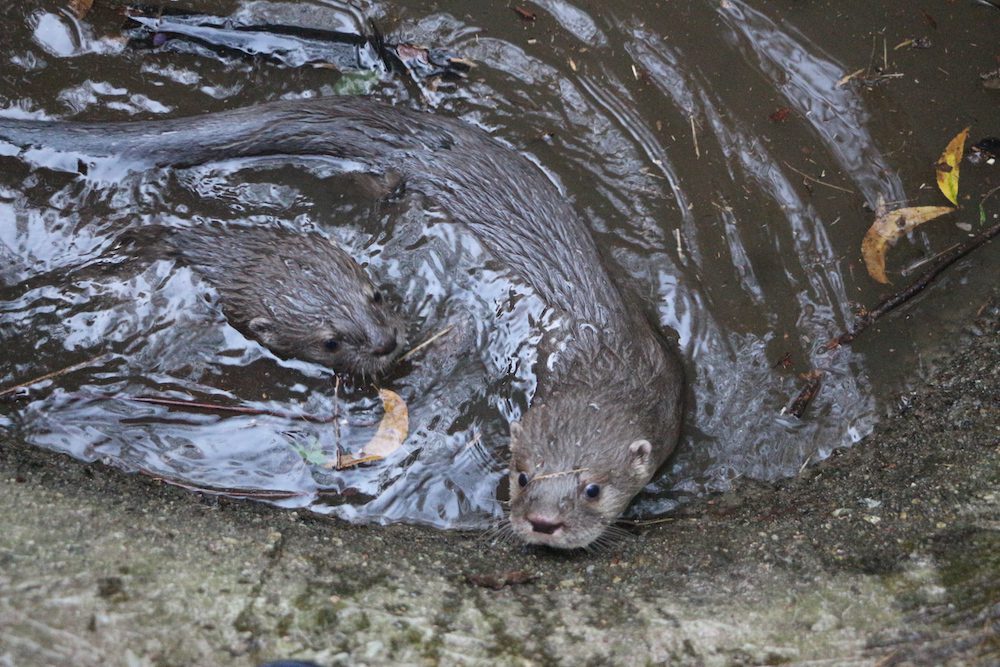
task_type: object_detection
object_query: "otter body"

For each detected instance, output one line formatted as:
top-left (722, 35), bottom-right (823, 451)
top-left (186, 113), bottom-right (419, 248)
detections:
top-left (0, 98), bottom-right (684, 549)
top-left (159, 225), bottom-right (404, 376)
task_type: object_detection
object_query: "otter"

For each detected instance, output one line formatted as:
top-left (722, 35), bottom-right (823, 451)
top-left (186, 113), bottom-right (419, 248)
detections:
top-left (153, 224), bottom-right (405, 376)
top-left (0, 97), bottom-right (684, 549)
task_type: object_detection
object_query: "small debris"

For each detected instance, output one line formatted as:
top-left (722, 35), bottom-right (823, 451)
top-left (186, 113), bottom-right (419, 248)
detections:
top-left (68, 0), bottom-right (94, 19)
top-left (513, 6), bottom-right (537, 22)
top-left (769, 107), bottom-right (792, 122)
top-left (784, 370), bottom-right (823, 419)
top-left (772, 352), bottom-right (794, 370)
top-left (967, 137), bottom-right (999, 166)
top-left (894, 37), bottom-right (932, 50)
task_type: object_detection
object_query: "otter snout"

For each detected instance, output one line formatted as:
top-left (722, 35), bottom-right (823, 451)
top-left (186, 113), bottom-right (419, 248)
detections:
top-left (526, 515), bottom-right (565, 536)
top-left (371, 332), bottom-right (399, 357)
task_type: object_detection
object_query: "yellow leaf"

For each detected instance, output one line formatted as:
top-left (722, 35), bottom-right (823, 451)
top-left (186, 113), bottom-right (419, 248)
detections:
top-left (68, 0), bottom-right (94, 19)
top-left (361, 389), bottom-right (408, 458)
top-left (861, 206), bottom-right (955, 284)
top-left (335, 452), bottom-right (384, 469)
top-left (935, 127), bottom-right (969, 206)
top-left (328, 389), bottom-right (409, 469)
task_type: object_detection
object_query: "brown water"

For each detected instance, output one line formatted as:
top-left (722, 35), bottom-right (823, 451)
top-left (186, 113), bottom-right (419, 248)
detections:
top-left (1, 0), bottom-right (997, 529)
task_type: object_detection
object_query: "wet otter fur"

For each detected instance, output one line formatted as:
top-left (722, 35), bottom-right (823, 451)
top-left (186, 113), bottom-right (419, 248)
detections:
top-left (115, 222), bottom-right (405, 376)
top-left (0, 97), bottom-right (684, 549)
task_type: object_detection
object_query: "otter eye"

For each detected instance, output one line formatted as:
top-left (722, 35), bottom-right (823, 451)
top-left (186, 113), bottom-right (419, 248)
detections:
top-left (517, 472), bottom-right (529, 488)
top-left (584, 483), bottom-right (601, 499)
top-left (324, 338), bottom-right (340, 351)
top-left (372, 290), bottom-right (383, 304)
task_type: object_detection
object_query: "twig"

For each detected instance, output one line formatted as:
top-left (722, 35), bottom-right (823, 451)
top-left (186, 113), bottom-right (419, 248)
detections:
top-left (981, 183), bottom-right (1000, 207)
top-left (901, 242), bottom-right (960, 276)
top-left (399, 325), bottom-right (454, 361)
top-left (828, 221), bottom-right (1000, 349)
top-left (690, 115), bottom-right (700, 159)
top-left (784, 370), bottom-right (823, 419)
top-left (837, 67), bottom-right (865, 87)
top-left (623, 516), bottom-right (676, 526)
top-left (123, 395), bottom-right (337, 423)
top-left (783, 161), bottom-right (854, 194)
top-left (137, 468), bottom-right (306, 499)
top-left (0, 353), bottom-right (114, 398)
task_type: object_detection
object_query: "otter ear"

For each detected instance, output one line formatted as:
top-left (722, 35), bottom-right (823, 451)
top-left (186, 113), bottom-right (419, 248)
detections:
top-left (627, 439), bottom-right (655, 477)
top-left (248, 317), bottom-right (277, 344)
top-left (509, 421), bottom-right (525, 454)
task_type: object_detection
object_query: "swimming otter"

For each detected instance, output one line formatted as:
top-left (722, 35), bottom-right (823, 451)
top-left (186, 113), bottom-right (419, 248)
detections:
top-left (155, 224), bottom-right (405, 376)
top-left (0, 97), bottom-right (684, 549)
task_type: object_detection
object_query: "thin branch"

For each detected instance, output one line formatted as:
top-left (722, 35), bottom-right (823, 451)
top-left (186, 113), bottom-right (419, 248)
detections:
top-left (399, 325), bottom-right (454, 361)
top-left (0, 353), bottom-right (114, 398)
top-left (783, 161), bottom-right (854, 194)
top-left (829, 220), bottom-right (1000, 349)
top-left (122, 395), bottom-right (337, 423)
top-left (137, 468), bottom-right (306, 499)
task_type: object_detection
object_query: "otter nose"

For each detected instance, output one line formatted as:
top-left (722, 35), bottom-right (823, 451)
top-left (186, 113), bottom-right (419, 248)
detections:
top-left (527, 515), bottom-right (565, 535)
top-left (371, 334), bottom-right (398, 357)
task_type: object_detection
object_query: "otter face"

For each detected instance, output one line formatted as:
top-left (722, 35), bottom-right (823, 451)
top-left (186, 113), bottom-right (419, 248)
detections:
top-left (506, 407), bottom-right (660, 550)
top-left (247, 281), bottom-right (406, 378)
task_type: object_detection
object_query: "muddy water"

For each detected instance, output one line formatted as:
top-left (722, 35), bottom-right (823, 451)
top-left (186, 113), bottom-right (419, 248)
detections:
top-left (0, 1), bottom-right (996, 529)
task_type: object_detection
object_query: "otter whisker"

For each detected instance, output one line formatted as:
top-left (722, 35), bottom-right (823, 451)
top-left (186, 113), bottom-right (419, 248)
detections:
top-left (480, 519), bottom-right (517, 548)
top-left (531, 467), bottom-right (590, 482)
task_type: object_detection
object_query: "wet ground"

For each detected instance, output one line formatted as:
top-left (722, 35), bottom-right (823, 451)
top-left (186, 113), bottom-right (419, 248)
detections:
top-left (1, 305), bottom-right (996, 665)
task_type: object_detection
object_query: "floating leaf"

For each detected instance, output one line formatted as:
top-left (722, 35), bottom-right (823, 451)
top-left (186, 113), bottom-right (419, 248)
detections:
top-left (68, 0), bottom-right (94, 19)
top-left (862, 206), bottom-right (955, 283)
top-left (331, 389), bottom-right (408, 469)
top-left (936, 127), bottom-right (969, 205)
top-left (335, 452), bottom-right (383, 469)
top-left (362, 389), bottom-right (408, 457)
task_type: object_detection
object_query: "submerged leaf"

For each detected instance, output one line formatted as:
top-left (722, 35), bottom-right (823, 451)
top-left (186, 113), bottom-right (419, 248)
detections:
top-left (936, 127), bottom-right (969, 205)
top-left (68, 0), bottom-right (94, 19)
top-left (331, 389), bottom-right (409, 469)
top-left (291, 440), bottom-right (328, 466)
top-left (861, 206), bottom-right (955, 283)
top-left (362, 389), bottom-right (409, 458)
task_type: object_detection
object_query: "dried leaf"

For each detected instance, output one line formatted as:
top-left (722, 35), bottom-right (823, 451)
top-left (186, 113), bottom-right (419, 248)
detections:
top-left (362, 389), bottom-right (408, 458)
top-left (861, 206), bottom-right (955, 283)
top-left (936, 127), bottom-right (969, 205)
top-left (326, 389), bottom-right (409, 469)
top-left (324, 390), bottom-right (409, 470)
top-left (335, 452), bottom-right (384, 469)
top-left (68, 0), bottom-right (94, 19)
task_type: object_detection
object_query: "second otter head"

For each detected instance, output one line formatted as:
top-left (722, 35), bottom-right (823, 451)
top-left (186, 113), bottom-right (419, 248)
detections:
top-left (244, 275), bottom-right (406, 377)
top-left (506, 398), bottom-right (664, 550)
top-left (162, 225), bottom-right (406, 378)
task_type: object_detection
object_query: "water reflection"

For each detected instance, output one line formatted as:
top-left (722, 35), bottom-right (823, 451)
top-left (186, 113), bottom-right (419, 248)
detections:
top-left (0, 0), bottom-right (990, 529)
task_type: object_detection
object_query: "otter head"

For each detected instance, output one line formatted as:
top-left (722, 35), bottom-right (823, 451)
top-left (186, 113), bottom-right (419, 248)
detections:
top-left (507, 400), bottom-right (663, 550)
top-left (245, 267), bottom-right (406, 378)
